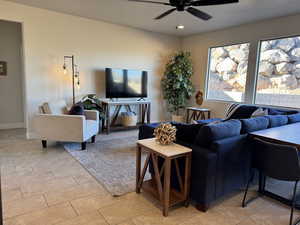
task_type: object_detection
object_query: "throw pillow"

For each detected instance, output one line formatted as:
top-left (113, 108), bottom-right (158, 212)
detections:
top-left (251, 108), bottom-right (268, 118)
top-left (69, 103), bottom-right (84, 115)
top-left (225, 103), bottom-right (240, 119)
top-left (171, 122), bottom-right (204, 143)
top-left (228, 105), bottom-right (258, 119)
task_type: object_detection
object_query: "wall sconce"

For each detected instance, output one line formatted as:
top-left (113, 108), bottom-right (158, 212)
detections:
top-left (63, 55), bottom-right (80, 104)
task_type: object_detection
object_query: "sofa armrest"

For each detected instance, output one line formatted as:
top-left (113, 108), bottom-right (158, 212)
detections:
top-left (84, 110), bottom-right (99, 121)
top-left (211, 134), bottom-right (248, 154)
top-left (211, 134), bottom-right (251, 196)
top-left (33, 114), bottom-right (86, 142)
top-left (191, 145), bottom-right (218, 206)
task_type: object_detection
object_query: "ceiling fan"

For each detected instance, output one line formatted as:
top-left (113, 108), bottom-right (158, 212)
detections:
top-left (128, 0), bottom-right (239, 21)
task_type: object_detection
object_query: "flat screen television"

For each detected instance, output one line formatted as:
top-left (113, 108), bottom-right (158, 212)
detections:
top-left (105, 68), bottom-right (148, 98)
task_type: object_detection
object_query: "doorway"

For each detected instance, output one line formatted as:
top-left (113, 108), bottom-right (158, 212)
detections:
top-left (0, 19), bottom-right (25, 131)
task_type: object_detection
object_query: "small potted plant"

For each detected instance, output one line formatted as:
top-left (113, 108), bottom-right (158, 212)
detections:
top-left (162, 51), bottom-right (195, 122)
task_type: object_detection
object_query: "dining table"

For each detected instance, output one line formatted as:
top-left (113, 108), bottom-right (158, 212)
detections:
top-left (250, 122), bottom-right (300, 209)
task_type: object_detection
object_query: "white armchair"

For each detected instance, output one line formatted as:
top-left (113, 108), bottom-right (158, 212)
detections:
top-left (34, 100), bottom-right (99, 150)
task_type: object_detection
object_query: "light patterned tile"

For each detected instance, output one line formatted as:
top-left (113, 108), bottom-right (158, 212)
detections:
top-left (178, 209), bottom-right (238, 225)
top-left (72, 173), bottom-right (98, 185)
top-left (44, 181), bottom-right (107, 206)
top-left (70, 194), bottom-right (119, 215)
top-left (237, 218), bottom-right (260, 225)
top-left (2, 188), bottom-right (22, 203)
top-left (3, 195), bottom-right (47, 219)
top-left (54, 211), bottom-right (108, 225)
top-left (98, 193), bottom-right (160, 225)
top-left (117, 220), bottom-right (136, 225)
top-left (5, 203), bottom-right (77, 225)
top-left (131, 204), bottom-right (200, 225)
top-left (21, 176), bottom-right (77, 197)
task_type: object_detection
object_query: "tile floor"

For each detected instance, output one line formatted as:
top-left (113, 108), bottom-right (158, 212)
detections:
top-left (0, 129), bottom-right (299, 225)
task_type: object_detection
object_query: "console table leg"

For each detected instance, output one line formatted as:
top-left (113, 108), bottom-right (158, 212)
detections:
top-left (163, 158), bottom-right (171, 217)
top-left (147, 103), bottom-right (151, 124)
top-left (106, 105), bottom-right (111, 134)
top-left (184, 153), bottom-right (192, 207)
top-left (186, 109), bottom-right (190, 123)
top-left (136, 146), bottom-right (142, 194)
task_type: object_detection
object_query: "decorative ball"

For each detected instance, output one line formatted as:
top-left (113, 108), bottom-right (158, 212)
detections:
top-left (153, 123), bottom-right (177, 145)
top-left (195, 90), bottom-right (204, 106)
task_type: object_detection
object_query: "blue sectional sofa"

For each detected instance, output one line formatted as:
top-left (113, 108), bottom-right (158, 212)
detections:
top-left (138, 104), bottom-right (300, 212)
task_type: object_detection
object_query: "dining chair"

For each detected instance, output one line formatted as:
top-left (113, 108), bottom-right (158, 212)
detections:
top-left (242, 138), bottom-right (300, 225)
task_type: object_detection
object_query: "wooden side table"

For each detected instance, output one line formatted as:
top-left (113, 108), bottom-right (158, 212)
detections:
top-left (186, 107), bottom-right (211, 123)
top-left (136, 138), bottom-right (192, 217)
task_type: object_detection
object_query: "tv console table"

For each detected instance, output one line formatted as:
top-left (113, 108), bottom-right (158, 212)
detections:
top-left (100, 99), bottom-right (151, 134)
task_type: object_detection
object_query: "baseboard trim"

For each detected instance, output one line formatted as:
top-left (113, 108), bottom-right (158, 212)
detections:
top-left (27, 132), bottom-right (37, 139)
top-left (0, 122), bottom-right (25, 130)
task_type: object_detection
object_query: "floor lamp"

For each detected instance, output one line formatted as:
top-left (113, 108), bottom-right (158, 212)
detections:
top-left (63, 55), bottom-right (80, 105)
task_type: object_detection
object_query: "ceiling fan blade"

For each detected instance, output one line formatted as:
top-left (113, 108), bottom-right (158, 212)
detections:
top-left (154, 8), bottom-right (177, 20)
top-left (191, 0), bottom-right (238, 6)
top-left (186, 7), bottom-right (212, 20)
top-left (128, 0), bottom-right (170, 5)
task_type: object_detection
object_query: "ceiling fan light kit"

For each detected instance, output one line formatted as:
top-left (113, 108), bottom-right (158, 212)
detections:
top-left (176, 25), bottom-right (185, 30)
top-left (128, 0), bottom-right (239, 20)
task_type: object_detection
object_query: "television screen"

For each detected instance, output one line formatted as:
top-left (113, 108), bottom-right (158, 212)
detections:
top-left (106, 68), bottom-right (148, 98)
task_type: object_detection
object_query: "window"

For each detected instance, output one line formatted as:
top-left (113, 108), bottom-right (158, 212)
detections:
top-left (255, 36), bottom-right (300, 108)
top-left (206, 43), bottom-right (250, 102)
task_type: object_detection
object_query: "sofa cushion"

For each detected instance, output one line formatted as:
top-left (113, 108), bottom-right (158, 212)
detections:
top-left (240, 117), bottom-right (269, 134)
top-left (194, 118), bottom-right (223, 125)
top-left (43, 100), bottom-right (68, 115)
top-left (265, 115), bottom-right (288, 128)
top-left (228, 105), bottom-right (258, 119)
top-left (288, 113), bottom-right (300, 124)
top-left (194, 119), bottom-right (242, 148)
top-left (171, 123), bottom-right (204, 143)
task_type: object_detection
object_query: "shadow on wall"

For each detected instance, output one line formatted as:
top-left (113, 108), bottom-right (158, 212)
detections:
top-left (153, 52), bottom-right (173, 121)
top-left (93, 69), bottom-right (106, 98)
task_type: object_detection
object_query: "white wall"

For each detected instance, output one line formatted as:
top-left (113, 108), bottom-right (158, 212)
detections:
top-left (182, 13), bottom-right (300, 118)
top-left (0, 0), bottom-right (181, 137)
top-left (0, 19), bottom-right (24, 129)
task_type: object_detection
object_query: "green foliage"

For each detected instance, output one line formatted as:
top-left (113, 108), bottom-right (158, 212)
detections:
top-left (161, 51), bottom-right (195, 114)
top-left (80, 94), bottom-right (105, 120)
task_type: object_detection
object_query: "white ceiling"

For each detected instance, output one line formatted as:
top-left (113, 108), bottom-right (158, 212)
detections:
top-left (5, 0), bottom-right (300, 36)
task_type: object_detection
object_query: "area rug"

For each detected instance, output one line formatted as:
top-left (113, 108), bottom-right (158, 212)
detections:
top-left (63, 130), bottom-right (150, 196)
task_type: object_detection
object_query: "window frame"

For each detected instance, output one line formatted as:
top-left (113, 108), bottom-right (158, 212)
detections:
top-left (204, 34), bottom-right (300, 109)
top-left (205, 42), bottom-right (251, 103)
top-left (253, 34), bottom-right (300, 108)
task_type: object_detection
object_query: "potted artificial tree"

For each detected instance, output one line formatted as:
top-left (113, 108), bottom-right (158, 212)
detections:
top-left (162, 51), bottom-right (195, 122)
